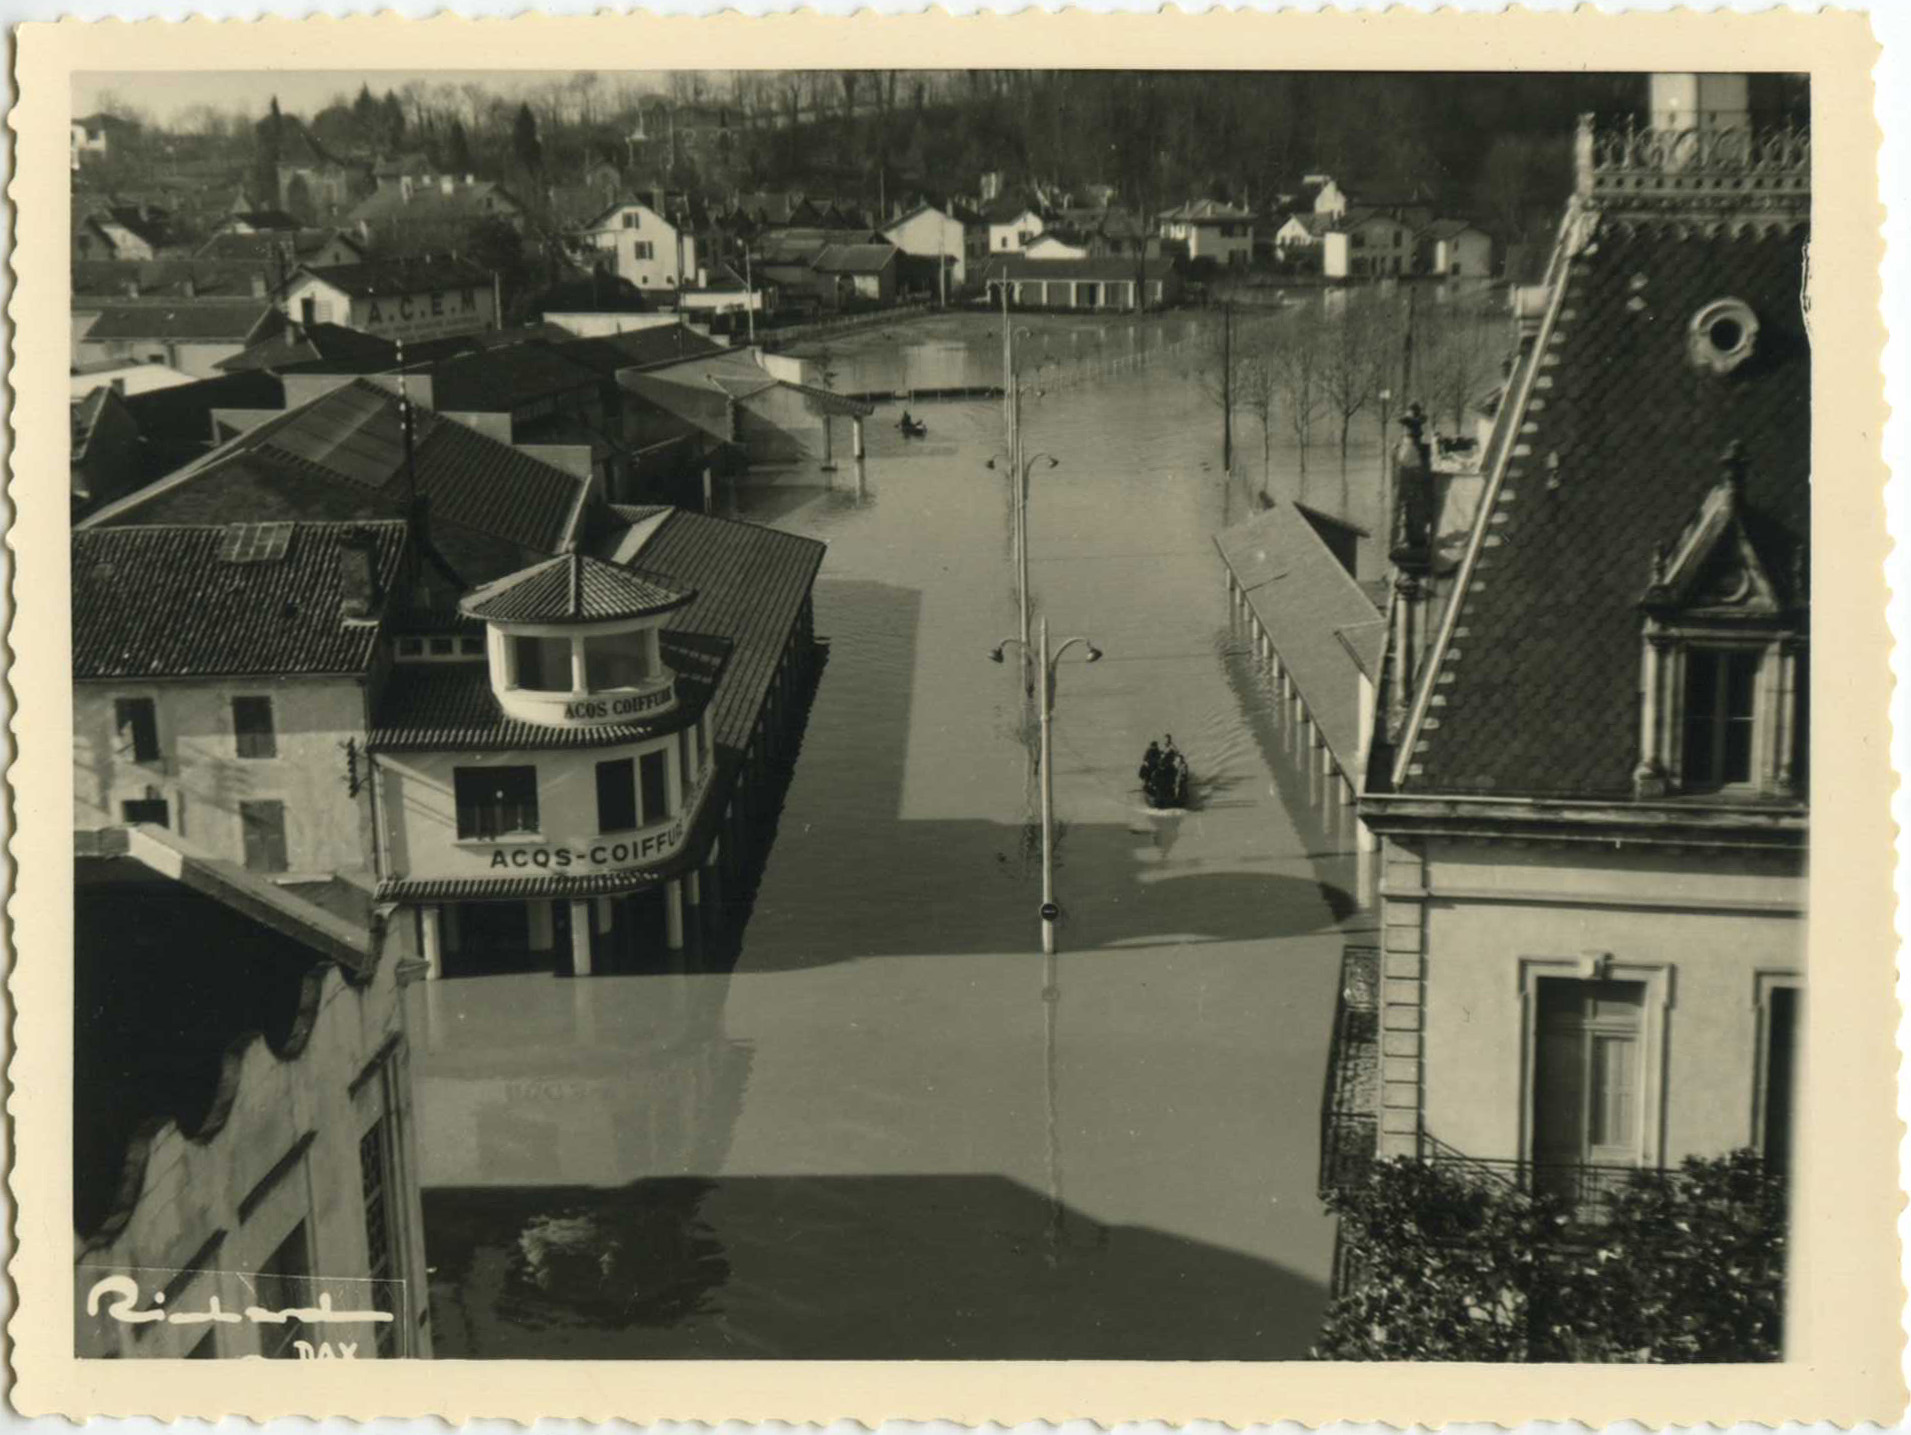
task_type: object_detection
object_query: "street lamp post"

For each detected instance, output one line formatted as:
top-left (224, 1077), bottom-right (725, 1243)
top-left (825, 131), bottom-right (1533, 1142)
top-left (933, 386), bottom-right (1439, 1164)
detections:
top-left (992, 617), bottom-right (1103, 954)
top-left (986, 441), bottom-right (1058, 686)
top-left (1377, 386), bottom-right (1393, 533)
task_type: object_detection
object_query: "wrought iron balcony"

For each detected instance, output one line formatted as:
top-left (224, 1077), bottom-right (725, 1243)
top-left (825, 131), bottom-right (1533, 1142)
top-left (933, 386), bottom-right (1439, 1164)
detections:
top-left (1417, 1128), bottom-right (1665, 1228)
top-left (1317, 944), bottom-right (1379, 1199)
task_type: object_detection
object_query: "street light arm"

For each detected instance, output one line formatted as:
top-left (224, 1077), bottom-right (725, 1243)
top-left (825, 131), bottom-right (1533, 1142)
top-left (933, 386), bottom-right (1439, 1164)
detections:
top-left (1050, 636), bottom-right (1101, 666)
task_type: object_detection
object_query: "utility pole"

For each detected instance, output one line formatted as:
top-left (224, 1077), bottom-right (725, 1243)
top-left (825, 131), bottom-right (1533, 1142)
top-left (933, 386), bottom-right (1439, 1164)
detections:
top-left (1015, 382), bottom-right (1029, 660)
top-left (1038, 616), bottom-right (1056, 955)
top-left (744, 247), bottom-right (756, 346)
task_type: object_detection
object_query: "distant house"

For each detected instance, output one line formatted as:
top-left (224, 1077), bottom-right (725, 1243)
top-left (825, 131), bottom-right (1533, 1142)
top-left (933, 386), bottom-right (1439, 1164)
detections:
top-left (1157, 199), bottom-right (1255, 267)
top-left (1417, 218), bottom-right (1494, 278)
top-left (73, 204), bottom-right (180, 263)
top-left (582, 200), bottom-right (700, 295)
top-left (1322, 208), bottom-right (1417, 279)
top-left (984, 198), bottom-right (1047, 255)
top-left (215, 208), bottom-right (304, 236)
top-left (196, 227), bottom-right (365, 272)
top-left (881, 202), bottom-right (967, 289)
top-left (70, 385), bottom-right (146, 518)
top-left (75, 299), bottom-right (287, 379)
top-left (1273, 212), bottom-right (1331, 253)
top-left (71, 113), bottom-right (133, 168)
top-left (678, 263), bottom-right (771, 322)
top-left (811, 243), bottom-right (899, 306)
top-left (533, 272), bottom-right (679, 339)
top-left (346, 176), bottom-right (526, 252)
top-left (1024, 232), bottom-right (1090, 261)
top-left (1303, 176), bottom-right (1350, 219)
top-left (283, 257), bottom-right (499, 342)
top-left (276, 123), bottom-right (371, 223)
top-left (980, 255), bottom-right (1180, 312)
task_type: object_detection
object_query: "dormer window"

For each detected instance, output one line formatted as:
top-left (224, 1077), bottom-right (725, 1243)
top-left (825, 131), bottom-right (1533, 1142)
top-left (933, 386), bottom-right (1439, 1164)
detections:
top-left (1634, 443), bottom-right (1805, 802)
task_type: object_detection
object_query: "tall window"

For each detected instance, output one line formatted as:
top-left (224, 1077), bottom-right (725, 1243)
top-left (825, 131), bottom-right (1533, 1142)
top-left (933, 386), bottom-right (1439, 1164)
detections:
top-left (639, 750), bottom-right (669, 824)
top-left (454, 766), bottom-right (540, 840)
top-left (595, 757), bottom-right (638, 833)
top-left (632, 240), bottom-right (655, 260)
top-left (255, 1222), bottom-right (312, 1359)
top-left (358, 1119), bottom-right (399, 1358)
top-left (240, 800), bottom-right (289, 873)
top-left (232, 696), bottom-right (277, 759)
top-left (1682, 647), bottom-right (1759, 790)
top-left (1532, 979), bottom-right (1646, 1173)
top-left (114, 697), bottom-right (159, 763)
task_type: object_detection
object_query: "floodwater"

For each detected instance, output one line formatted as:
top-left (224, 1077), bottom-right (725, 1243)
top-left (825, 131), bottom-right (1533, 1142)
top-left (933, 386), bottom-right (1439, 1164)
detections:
top-left (416, 307), bottom-right (1388, 1360)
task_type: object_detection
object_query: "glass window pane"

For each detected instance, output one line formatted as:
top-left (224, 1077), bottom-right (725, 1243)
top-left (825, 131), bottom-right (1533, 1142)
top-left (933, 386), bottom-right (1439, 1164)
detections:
top-left (454, 766), bottom-right (540, 839)
top-left (638, 750), bottom-right (668, 824)
top-left (584, 630), bottom-right (651, 691)
top-left (595, 758), bottom-right (637, 833)
top-left (233, 697), bottom-right (276, 759)
top-left (1590, 1034), bottom-right (1638, 1146)
top-left (513, 636), bottom-right (571, 693)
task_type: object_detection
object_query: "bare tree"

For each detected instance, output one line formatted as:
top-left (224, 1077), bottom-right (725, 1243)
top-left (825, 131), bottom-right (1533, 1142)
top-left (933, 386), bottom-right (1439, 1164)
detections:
top-left (1418, 292), bottom-right (1502, 436)
top-left (1321, 291), bottom-right (1395, 470)
top-left (1274, 315), bottom-right (1328, 480)
top-left (1237, 339), bottom-right (1281, 497)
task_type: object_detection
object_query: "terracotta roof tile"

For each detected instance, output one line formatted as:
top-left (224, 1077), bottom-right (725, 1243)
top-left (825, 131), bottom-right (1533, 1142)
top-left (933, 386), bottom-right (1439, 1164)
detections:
top-left (459, 552), bottom-right (694, 624)
top-left (73, 520), bottom-right (408, 678)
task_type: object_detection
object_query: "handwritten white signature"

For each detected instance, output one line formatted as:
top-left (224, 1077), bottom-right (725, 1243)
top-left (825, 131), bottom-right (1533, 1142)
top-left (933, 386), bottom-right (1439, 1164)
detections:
top-left (86, 1274), bottom-right (394, 1328)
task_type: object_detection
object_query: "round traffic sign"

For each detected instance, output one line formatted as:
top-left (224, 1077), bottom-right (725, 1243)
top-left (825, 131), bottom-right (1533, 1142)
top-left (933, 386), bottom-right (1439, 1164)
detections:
top-left (1039, 902), bottom-right (1060, 922)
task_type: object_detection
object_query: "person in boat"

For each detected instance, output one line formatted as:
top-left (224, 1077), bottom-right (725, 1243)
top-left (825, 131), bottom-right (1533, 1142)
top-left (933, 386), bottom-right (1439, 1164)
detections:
top-left (1138, 740), bottom-right (1163, 788)
top-left (899, 409), bottom-right (920, 434)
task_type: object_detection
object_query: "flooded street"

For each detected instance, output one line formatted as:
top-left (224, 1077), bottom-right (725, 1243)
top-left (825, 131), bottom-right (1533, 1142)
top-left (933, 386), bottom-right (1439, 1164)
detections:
top-left (417, 309), bottom-right (1381, 1359)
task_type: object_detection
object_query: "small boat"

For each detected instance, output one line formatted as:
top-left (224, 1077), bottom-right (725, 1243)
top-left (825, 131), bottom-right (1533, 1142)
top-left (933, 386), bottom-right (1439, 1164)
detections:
top-left (1139, 747), bottom-right (1191, 811)
top-left (898, 416), bottom-right (928, 438)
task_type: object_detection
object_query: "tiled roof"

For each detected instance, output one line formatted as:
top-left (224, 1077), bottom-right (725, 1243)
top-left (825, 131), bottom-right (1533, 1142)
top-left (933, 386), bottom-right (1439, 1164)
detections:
top-left (378, 869), bottom-right (669, 901)
top-left (346, 181), bottom-right (522, 227)
top-left (71, 387), bottom-right (111, 459)
top-left (1420, 217), bottom-right (1486, 241)
top-left (90, 379), bottom-right (589, 561)
top-left (73, 520), bottom-right (408, 679)
top-left (83, 301), bottom-right (278, 343)
top-left (216, 322), bottom-right (396, 373)
top-left (460, 552), bottom-right (694, 624)
top-left (196, 229), bottom-right (358, 264)
top-left (811, 243), bottom-right (899, 274)
top-left (297, 256), bottom-right (495, 298)
top-left (428, 340), bottom-right (603, 412)
top-left (1214, 502), bottom-right (1381, 769)
top-left (614, 510), bottom-right (827, 756)
top-left (366, 632), bottom-right (723, 752)
top-left (1160, 199), bottom-right (1252, 222)
top-left (1405, 215), bottom-right (1810, 799)
top-left (557, 326), bottom-right (724, 374)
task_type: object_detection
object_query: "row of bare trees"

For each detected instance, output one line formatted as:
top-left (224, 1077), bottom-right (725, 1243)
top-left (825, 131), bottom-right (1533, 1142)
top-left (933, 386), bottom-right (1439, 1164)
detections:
top-left (1204, 287), bottom-right (1507, 490)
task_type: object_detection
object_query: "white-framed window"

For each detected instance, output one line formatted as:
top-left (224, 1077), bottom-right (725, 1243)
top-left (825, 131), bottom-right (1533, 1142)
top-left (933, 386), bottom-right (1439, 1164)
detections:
top-left (630, 240), bottom-right (654, 260)
top-left (1518, 955), bottom-right (1672, 1174)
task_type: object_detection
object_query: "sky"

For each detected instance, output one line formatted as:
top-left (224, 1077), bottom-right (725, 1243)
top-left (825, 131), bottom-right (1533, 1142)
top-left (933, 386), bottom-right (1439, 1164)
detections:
top-left (75, 70), bottom-right (665, 124)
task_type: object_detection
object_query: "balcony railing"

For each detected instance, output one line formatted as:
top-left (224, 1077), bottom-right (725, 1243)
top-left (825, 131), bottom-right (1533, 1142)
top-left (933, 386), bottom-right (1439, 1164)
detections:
top-left (1418, 1127), bottom-right (1667, 1228)
top-left (1318, 944), bottom-right (1380, 1199)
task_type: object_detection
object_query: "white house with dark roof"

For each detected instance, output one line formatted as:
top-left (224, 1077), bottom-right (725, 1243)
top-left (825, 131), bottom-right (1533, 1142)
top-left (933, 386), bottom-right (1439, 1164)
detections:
top-left (75, 299), bottom-right (287, 379)
top-left (580, 199), bottom-right (699, 294)
top-left (72, 520), bottom-right (412, 879)
top-left (282, 258), bottom-right (499, 342)
top-left (1157, 199), bottom-right (1255, 267)
top-left (881, 201), bottom-right (967, 288)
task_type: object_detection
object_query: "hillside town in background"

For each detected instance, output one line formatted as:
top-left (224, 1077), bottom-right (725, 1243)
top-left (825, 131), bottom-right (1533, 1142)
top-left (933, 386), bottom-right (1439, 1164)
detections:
top-left (71, 69), bottom-right (1808, 1362)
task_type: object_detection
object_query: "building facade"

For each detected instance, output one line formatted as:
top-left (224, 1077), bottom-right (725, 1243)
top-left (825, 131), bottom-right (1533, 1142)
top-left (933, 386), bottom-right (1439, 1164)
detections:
top-left (584, 201), bottom-right (699, 294)
top-left (74, 824), bottom-right (431, 1359)
top-left (1342, 82), bottom-right (1811, 1215)
top-left (882, 202), bottom-right (967, 288)
top-left (72, 521), bottom-right (408, 878)
top-left (1157, 199), bottom-right (1254, 266)
top-left (283, 259), bottom-right (499, 342)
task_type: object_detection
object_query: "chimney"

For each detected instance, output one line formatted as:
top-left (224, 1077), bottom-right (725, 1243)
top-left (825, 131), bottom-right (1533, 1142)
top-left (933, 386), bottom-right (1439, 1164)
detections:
top-left (337, 530), bottom-right (381, 620)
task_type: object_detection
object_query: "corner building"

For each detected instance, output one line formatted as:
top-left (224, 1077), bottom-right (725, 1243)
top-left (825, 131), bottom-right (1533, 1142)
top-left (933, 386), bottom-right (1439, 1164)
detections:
top-left (370, 513), bottom-right (823, 978)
